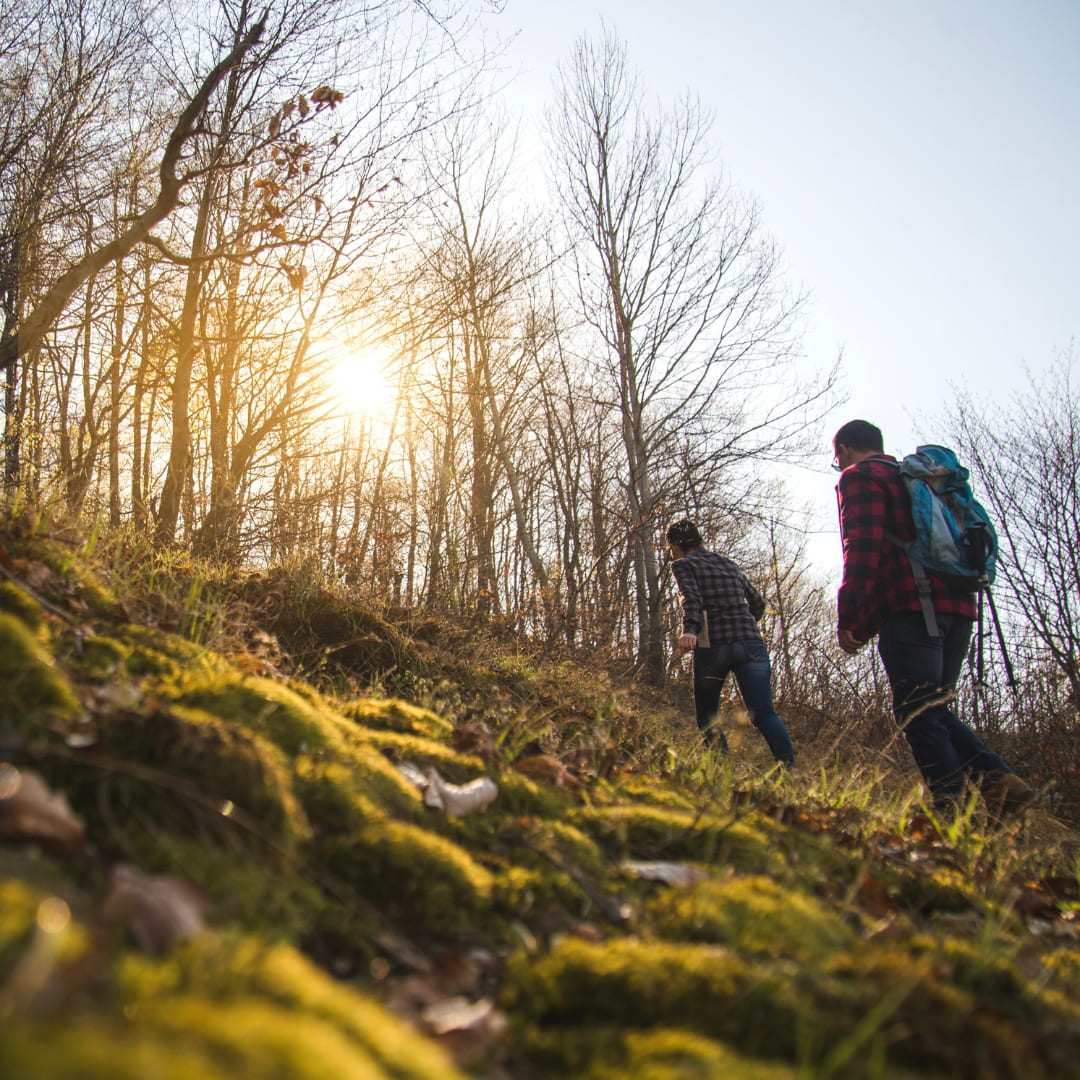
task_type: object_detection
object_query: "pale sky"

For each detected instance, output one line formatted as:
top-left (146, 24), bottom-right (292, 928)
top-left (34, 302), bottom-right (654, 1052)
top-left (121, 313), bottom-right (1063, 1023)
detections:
top-left (491, 0), bottom-right (1079, 578)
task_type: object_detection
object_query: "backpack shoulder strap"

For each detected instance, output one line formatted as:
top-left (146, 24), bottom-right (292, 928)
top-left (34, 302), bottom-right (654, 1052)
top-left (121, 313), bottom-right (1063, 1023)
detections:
top-left (879, 458), bottom-right (943, 639)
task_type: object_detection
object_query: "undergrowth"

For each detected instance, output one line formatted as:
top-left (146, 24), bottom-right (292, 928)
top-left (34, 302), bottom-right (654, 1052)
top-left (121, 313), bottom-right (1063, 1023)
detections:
top-left (1, 515), bottom-right (1079, 1079)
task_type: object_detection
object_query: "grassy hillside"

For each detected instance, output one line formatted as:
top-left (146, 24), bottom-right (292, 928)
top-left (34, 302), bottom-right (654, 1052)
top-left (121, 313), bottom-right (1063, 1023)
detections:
top-left (2, 521), bottom-right (1079, 1079)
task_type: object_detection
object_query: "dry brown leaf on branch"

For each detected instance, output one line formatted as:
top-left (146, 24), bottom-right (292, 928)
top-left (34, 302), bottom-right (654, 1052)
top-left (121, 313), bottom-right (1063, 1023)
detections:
top-left (102, 864), bottom-right (207, 955)
top-left (0, 765), bottom-right (86, 852)
top-left (310, 85), bottom-right (344, 109)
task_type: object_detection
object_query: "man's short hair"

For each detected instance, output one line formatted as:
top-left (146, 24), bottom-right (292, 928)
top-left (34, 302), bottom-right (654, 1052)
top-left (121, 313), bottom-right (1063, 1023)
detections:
top-left (833, 419), bottom-right (883, 452)
top-left (666, 518), bottom-right (703, 550)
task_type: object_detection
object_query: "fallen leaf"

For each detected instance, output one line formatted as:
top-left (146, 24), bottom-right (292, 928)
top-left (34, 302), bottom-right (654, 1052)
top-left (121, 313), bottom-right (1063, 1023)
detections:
top-left (513, 754), bottom-right (581, 797)
top-left (395, 761), bottom-right (429, 790)
top-left (102, 864), bottom-right (207, 955)
top-left (452, 721), bottom-right (500, 764)
top-left (23, 561), bottom-right (52, 589)
top-left (424, 769), bottom-right (497, 817)
top-left (0, 765), bottom-right (86, 852)
top-left (623, 860), bottom-right (708, 888)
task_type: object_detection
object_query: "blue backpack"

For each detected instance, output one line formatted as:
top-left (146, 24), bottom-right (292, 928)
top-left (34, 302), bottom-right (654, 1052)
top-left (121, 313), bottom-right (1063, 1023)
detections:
top-left (895, 445), bottom-right (998, 588)
top-left (888, 446), bottom-right (1014, 682)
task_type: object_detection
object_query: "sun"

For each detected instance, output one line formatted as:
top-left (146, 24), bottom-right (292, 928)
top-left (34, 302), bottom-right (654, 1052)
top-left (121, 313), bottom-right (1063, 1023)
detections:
top-left (323, 341), bottom-right (397, 420)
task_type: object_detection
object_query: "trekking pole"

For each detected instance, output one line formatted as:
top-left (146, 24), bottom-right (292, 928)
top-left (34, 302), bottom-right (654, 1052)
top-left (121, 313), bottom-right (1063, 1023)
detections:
top-left (982, 580), bottom-right (1018, 691)
top-left (975, 587), bottom-right (986, 687)
top-left (966, 522), bottom-right (1018, 692)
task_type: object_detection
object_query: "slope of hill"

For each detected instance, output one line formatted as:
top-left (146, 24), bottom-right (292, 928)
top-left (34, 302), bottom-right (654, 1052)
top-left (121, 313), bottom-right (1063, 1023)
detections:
top-left (2, 523), bottom-right (1079, 1079)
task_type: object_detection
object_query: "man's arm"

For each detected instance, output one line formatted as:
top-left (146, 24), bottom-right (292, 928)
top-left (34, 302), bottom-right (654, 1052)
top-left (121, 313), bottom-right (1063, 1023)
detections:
top-left (836, 467), bottom-right (889, 645)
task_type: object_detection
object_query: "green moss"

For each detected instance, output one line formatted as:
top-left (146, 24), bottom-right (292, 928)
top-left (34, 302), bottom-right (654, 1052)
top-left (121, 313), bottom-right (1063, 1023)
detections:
top-left (648, 874), bottom-right (854, 964)
top-left (0, 611), bottom-right (81, 730)
top-left (351, 729), bottom-right (485, 783)
top-left (572, 804), bottom-right (785, 875)
top-left (913, 934), bottom-right (1080, 1026)
top-left (294, 757), bottom-right (416, 833)
top-left (269, 600), bottom-right (414, 681)
top-left (96, 704), bottom-right (309, 851)
top-left (341, 697), bottom-right (453, 739)
top-left (140, 839), bottom-right (327, 944)
top-left (885, 864), bottom-right (986, 917)
top-left (138, 996), bottom-right (395, 1078)
top-left (318, 820), bottom-right (493, 938)
top-left (494, 818), bottom-right (607, 879)
top-left (508, 935), bottom-right (1080, 1076)
top-left (485, 819), bottom-right (611, 918)
top-left (118, 624), bottom-right (224, 682)
top-left (1042, 946), bottom-right (1080, 995)
top-left (75, 634), bottom-right (132, 677)
top-left (598, 773), bottom-right (701, 812)
top-left (505, 938), bottom-right (802, 1058)
top-left (171, 674), bottom-right (355, 756)
top-left (0, 579), bottom-right (45, 630)
top-left (0, 1024), bottom-right (237, 1079)
top-left (492, 864), bottom-right (550, 915)
top-left (593, 1027), bottom-right (797, 1079)
top-left (118, 937), bottom-right (465, 1080)
top-left (524, 1025), bottom-right (797, 1080)
top-left (815, 943), bottom-right (1080, 1077)
top-left (0, 878), bottom-right (40, 950)
top-left (239, 943), bottom-right (465, 1080)
top-left (495, 769), bottom-right (577, 817)
top-left (0, 877), bottom-right (90, 978)
top-left (0, 992), bottom-right (450, 1079)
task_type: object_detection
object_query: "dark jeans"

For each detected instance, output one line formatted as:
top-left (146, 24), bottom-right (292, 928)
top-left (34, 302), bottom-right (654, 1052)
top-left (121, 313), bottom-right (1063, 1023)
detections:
top-left (877, 611), bottom-right (1011, 805)
top-left (693, 638), bottom-right (795, 765)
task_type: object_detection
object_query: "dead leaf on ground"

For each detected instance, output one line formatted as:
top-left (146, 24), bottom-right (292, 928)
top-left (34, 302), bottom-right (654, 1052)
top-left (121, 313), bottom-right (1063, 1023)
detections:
top-left (452, 721), bottom-right (501, 764)
top-left (422, 996), bottom-right (509, 1066)
top-left (623, 860), bottom-right (709, 888)
top-left (513, 754), bottom-right (581, 797)
top-left (23, 561), bottom-right (53, 589)
top-left (101, 864), bottom-right (207, 955)
top-left (0, 765), bottom-right (86, 852)
top-left (423, 769), bottom-right (498, 817)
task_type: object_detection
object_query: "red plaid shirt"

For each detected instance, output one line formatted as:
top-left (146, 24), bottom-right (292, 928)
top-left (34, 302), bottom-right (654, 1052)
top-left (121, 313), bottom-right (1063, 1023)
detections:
top-left (836, 455), bottom-right (976, 642)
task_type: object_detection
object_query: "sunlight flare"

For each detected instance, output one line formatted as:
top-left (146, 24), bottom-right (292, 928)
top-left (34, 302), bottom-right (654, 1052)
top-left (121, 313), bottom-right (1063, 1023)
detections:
top-left (322, 340), bottom-right (397, 420)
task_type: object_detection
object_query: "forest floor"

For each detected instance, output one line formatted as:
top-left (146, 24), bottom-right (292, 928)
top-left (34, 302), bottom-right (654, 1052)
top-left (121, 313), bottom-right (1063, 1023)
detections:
top-left (2, 518), bottom-right (1080, 1079)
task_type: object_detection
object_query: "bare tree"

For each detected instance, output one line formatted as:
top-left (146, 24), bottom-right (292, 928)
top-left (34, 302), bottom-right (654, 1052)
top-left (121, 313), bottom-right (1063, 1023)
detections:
top-left (0, 10), bottom-right (267, 377)
top-left (1, 0), bottom-right (150, 488)
top-left (949, 353), bottom-right (1080, 705)
top-left (549, 28), bottom-right (835, 681)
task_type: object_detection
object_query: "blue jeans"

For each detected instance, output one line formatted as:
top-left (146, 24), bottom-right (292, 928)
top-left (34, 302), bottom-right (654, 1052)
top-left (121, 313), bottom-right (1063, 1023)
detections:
top-left (877, 611), bottom-right (1011, 805)
top-left (693, 638), bottom-right (795, 765)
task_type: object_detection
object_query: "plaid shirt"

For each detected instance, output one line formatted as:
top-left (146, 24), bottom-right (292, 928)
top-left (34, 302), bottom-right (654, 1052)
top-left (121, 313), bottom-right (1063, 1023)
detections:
top-left (836, 455), bottom-right (976, 641)
top-left (670, 547), bottom-right (765, 644)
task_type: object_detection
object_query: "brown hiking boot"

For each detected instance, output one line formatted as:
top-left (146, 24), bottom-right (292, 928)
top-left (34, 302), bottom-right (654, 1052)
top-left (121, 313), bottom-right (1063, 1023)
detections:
top-left (984, 774), bottom-right (1036, 825)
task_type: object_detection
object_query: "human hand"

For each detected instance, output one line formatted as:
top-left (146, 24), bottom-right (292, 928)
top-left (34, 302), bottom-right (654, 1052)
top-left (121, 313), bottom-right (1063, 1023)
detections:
top-left (837, 627), bottom-right (865, 654)
top-left (676, 633), bottom-right (698, 656)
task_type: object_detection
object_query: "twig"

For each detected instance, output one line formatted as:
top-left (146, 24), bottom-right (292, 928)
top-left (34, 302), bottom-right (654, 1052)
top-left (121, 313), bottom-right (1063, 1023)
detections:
top-left (0, 558), bottom-right (82, 629)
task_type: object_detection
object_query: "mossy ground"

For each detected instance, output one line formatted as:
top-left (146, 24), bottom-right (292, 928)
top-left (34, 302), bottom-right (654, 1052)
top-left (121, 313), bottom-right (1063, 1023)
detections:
top-left (2, 526), bottom-right (1080, 1078)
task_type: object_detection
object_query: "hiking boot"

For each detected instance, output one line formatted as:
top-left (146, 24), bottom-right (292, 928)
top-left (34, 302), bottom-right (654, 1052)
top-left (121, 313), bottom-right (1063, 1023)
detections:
top-left (984, 774), bottom-right (1035, 824)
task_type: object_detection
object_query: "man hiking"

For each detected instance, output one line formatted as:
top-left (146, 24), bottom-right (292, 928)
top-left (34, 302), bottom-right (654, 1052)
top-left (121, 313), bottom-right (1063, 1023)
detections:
top-left (667, 519), bottom-right (795, 766)
top-left (832, 419), bottom-right (1033, 819)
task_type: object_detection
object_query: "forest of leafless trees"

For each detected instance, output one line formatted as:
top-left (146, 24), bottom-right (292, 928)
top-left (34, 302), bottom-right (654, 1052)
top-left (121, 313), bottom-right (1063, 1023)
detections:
top-left (1, 4), bottom-right (833, 652)
top-left (3, 0), bottom-right (1076, 783)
